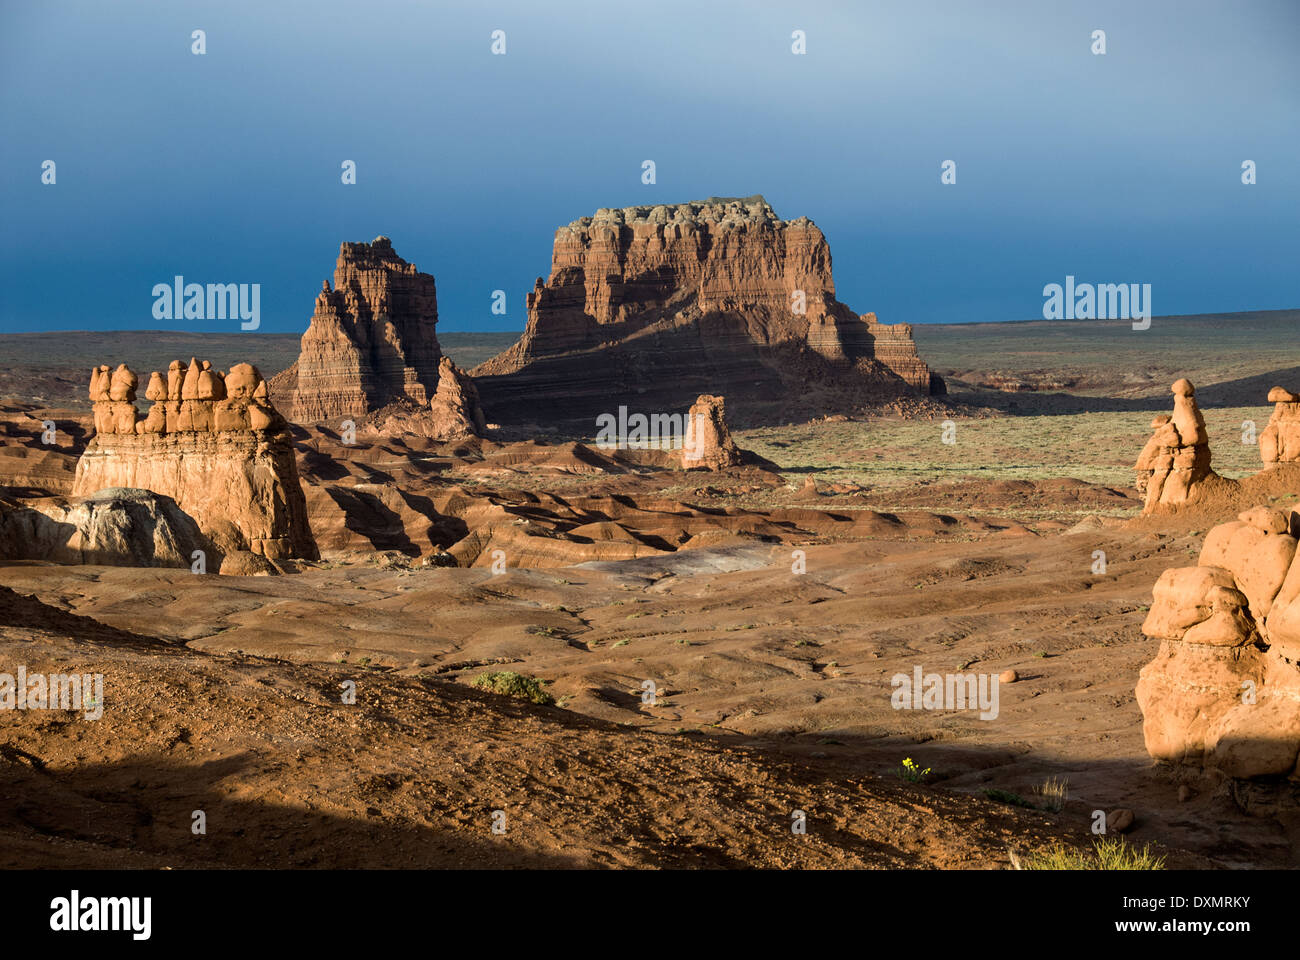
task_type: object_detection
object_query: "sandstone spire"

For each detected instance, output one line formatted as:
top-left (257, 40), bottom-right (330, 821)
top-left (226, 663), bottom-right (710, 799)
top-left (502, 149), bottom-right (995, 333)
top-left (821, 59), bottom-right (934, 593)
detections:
top-left (271, 236), bottom-right (442, 422)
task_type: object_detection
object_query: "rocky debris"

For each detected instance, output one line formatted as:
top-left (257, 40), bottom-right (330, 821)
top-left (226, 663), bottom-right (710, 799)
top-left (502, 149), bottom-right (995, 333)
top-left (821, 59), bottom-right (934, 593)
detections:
top-left (682, 394), bottom-right (743, 471)
top-left (362, 357), bottom-right (488, 442)
top-left (271, 237), bottom-right (442, 423)
top-left (472, 196), bottom-right (935, 425)
top-left (999, 669), bottom-right (1019, 684)
top-left (1136, 505), bottom-right (1300, 779)
top-left (1135, 379), bottom-right (1216, 511)
top-left (72, 360), bottom-right (318, 563)
top-left (1260, 386), bottom-right (1300, 465)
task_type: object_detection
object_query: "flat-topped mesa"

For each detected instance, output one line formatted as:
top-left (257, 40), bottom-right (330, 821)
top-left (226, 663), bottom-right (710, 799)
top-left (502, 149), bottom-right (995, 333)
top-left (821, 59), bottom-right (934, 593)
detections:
top-left (272, 236), bottom-right (442, 422)
top-left (74, 359), bottom-right (317, 563)
top-left (473, 195), bottom-right (935, 423)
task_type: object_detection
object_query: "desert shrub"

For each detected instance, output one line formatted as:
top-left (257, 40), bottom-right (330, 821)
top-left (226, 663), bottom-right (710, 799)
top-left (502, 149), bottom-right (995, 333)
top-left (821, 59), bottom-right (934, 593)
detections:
top-left (471, 671), bottom-right (553, 705)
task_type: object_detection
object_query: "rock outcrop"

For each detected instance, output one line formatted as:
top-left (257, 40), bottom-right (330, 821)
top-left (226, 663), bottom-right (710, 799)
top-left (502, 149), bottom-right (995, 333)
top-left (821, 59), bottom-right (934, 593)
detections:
top-left (362, 357), bottom-right (488, 442)
top-left (72, 359), bottom-right (318, 565)
top-left (472, 196), bottom-right (936, 425)
top-left (1260, 386), bottom-right (1300, 465)
top-left (1137, 506), bottom-right (1300, 779)
top-left (271, 237), bottom-right (442, 423)
top-left (1135, 379), bottom-right (1216, 511)
top-left (429, 356), bottom-right (487, 439)
top-left (682, 395), bottom-right (742, 471)
top-left (0, 488), bottom-right (209, 568)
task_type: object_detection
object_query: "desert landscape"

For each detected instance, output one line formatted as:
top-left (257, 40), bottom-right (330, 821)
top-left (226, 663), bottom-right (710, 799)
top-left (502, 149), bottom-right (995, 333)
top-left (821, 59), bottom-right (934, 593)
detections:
top-left (4, 14), bottom-right (1298, 941)
top-left (2, 204), bottom-right (1298, 874)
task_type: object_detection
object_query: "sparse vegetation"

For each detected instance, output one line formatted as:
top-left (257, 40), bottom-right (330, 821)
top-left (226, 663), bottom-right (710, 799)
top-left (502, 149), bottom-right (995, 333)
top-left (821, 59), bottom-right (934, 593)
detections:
top-left (1032, 776), bottom-right (1069, 812)
top-left (471, 670), bottom-right (554, 705)
top-left (1019, 837), bottom-right (1166, 870)
top-left (982, 788), bottom-right (1035, 809)
top-left (897, 757), bottom-right (931, 783)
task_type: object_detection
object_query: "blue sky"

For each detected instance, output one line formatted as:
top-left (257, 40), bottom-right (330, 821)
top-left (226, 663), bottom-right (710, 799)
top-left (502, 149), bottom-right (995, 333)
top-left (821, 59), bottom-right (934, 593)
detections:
top-left (2, 0), bottom-right (1296, 333)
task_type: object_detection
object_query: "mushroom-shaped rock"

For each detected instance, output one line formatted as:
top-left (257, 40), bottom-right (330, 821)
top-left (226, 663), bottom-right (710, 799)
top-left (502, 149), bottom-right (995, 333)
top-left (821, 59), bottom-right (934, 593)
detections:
top-left (1259, 385), bottom-right (1300, 464)
top-left (1170, 379), bottom-right (1207, 446)
top-left (144, 371), bottom-right (167, 402)
top-left (1268, 386), bottom-right (1300, 403)
top-left (225, 363), bottom-right (263, 399)
top-left (196, 365), bottom-right (226, 401)
top-left (108, 364), bottom-right (138, 403)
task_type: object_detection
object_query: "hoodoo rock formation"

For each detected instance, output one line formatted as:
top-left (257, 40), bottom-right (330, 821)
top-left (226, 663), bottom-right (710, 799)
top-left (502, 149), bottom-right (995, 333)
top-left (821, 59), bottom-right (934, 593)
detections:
top-left (1137, 506), bottom-right (1300, 780)
top-left (270, 237), bottom-right (443, 423)
top-left (682, 394), bottom-right (742, 471)
top-left (1135, 379), bottom-right (1218, 511)
top-left (1135, 380), bottom-right (1300, 515)
top-left (1260, 387), bottom-right (1300, 465)
top-left (472, 196), bottom-right (937, 425)
top-left (72, 359), bottom-right (318, 568)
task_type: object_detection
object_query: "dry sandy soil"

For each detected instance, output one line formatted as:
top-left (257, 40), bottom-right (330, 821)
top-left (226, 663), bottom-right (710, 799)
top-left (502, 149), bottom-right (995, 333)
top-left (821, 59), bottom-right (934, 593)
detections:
top-left (3, 313), bottom-right (1299, 869)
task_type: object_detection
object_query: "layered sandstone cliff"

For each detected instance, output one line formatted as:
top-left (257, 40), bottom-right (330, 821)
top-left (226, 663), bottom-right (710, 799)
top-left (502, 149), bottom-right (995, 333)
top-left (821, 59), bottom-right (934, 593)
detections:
top-left (72, 359), bottom-right (317, 564)
top-left (472, 196), bottom-right (935, 425)
top-left (271, 237), bottom-right (442, 422)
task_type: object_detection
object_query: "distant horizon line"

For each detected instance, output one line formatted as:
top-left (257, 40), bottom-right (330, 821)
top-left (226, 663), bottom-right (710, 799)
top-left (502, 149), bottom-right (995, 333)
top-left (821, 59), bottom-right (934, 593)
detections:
top-left (5, 306), bottom-right (1296, 338)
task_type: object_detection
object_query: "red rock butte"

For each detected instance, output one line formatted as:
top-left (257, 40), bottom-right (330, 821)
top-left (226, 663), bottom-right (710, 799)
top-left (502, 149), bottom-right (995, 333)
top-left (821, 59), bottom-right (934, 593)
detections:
top-left (472, 195), bottom-right (938, 426)
top-left (269, 236), bottom-right (442, 422)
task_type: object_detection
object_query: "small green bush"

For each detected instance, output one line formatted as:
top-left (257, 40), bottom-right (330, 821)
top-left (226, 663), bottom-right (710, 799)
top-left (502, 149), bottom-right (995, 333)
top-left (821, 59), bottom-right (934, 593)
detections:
top-left (471, 671), bottom-right (553, 705)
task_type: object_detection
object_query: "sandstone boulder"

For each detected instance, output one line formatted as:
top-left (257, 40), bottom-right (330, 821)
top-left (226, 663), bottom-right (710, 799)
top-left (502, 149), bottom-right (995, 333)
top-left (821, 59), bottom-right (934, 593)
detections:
top-left (0, 488), bottom-right (208, 568)
top-left (1137, 506), bottom-right (1300, 780)
top-left (1198, 510), bottom-right (1296, 621)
